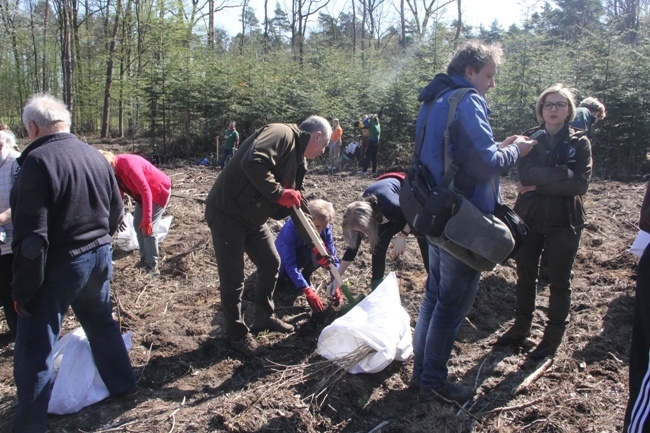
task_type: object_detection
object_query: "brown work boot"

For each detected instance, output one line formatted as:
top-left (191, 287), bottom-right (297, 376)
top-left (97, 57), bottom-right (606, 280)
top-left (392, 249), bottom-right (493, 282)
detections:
top-left (251, 316), bottom-right (294, 334)
top-left (230, 333), bottom-right (265, 357)
top-left (494, 318), bottom-right (531, 346)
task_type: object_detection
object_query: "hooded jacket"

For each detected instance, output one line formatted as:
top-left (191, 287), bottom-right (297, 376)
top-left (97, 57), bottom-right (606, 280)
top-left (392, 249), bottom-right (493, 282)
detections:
top-left (415, 73), bottom-right (520, 214)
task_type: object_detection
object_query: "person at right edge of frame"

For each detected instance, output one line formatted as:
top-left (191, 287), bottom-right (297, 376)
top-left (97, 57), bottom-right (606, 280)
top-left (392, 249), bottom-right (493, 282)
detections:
top-left (204, 116), bottom-right (332, 358)
top-left (495, 84), bottom-right (592, 362)
top-left (410, 41), bottom-right (536, 405)
top-left (624, 181), bottom-right (650, 433)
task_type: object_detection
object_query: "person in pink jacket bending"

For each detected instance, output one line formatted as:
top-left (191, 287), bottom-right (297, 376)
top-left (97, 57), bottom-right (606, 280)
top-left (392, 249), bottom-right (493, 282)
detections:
top-left (100, 151), bottom-right (171, 275)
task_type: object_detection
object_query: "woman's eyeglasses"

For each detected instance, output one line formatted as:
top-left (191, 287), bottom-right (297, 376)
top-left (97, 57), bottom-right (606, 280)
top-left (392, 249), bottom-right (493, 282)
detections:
top-left (542, 101), bottom-right (568, 110)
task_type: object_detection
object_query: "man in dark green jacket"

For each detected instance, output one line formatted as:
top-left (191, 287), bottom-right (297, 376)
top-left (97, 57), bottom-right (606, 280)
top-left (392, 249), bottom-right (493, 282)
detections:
top-left (205, 116), bottom-right (331, 357)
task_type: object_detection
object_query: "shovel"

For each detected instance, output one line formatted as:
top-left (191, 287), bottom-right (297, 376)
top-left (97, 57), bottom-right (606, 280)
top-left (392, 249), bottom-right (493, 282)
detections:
top-left (292, 205), bottom-right (366, 309)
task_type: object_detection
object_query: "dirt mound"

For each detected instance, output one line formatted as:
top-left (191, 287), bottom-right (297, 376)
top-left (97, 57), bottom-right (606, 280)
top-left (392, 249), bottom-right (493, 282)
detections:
top-left (0, 163), bottom-right (644, 433)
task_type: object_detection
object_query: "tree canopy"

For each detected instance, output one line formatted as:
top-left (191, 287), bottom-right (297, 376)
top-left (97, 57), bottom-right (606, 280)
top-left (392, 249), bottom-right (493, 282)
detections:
top-left (0, 0), bottom-right (648, 176)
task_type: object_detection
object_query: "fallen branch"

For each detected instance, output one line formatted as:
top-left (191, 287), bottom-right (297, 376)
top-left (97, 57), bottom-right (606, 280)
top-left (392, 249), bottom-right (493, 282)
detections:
top-left (511, 358), bottom-right (553, 396)
top-left (165, 239), bottom-right (209, 263)
top-left (479, 395), bottom-right (547, 416)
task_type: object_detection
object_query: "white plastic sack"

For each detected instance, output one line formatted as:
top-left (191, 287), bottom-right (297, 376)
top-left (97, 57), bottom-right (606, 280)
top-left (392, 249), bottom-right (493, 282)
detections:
top-left (114, 212), bottom-right (173, 252)
top-left (630, 230), bottom-right (650, 258)
top-left (48, 327), bottom-right (132, 415)
top-left (317, 272), bottom-right (413, 374)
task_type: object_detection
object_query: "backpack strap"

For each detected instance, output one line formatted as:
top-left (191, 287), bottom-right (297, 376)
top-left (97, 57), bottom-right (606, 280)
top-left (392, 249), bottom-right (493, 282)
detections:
top-left (441, 87), bottom-right (476, 188)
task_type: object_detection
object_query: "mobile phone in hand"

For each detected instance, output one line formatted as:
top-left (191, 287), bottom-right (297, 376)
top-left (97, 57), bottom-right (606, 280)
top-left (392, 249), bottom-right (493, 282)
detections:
top-left (529, 129), bottom-right (546, 140)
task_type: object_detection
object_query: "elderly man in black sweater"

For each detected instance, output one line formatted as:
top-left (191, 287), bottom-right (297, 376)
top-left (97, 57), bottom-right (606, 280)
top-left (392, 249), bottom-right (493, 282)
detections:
top-left (10, 93), bottom-right (135, 433)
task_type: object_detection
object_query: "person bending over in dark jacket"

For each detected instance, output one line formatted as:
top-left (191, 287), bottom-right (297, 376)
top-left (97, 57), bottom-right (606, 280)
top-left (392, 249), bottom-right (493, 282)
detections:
top-left (11, 93), bottom-right (135, 433)
top-left (495, 83), bottom-right (592, 362)
top-left (204, 116), bottom-right (332, 357)
top-left (339, 172), bottom-right (429, 291)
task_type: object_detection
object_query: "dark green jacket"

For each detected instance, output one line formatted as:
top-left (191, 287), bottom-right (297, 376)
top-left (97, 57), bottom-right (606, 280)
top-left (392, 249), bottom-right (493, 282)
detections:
top-left (514, 123), bottom-right (592, 231)
top-left (206, 123), bottom-right (309, 228)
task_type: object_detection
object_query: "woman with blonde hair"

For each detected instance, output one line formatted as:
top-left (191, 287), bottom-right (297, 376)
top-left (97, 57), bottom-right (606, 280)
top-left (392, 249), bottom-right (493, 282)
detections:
top-left (340, 173), bottom-right (429, 290)
top-left (496, 83), bottom-right (592, 361)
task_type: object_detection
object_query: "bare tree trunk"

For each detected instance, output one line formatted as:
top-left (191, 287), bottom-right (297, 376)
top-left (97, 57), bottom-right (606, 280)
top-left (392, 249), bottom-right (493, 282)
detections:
top-left (28, 0), bottom-right (41, 92)
top-left (43, 0), bottom-right (49, 91)
top-left (208, 0), bottom-right (214, 48)
top-left (360, 0), bottom-right (367, 61)
top-left (400, 0), bottom-right (406, 50)
top-left (263, 0), bottom-right (269, 53)
top-left (59, 0), bottom-right (74, 125)
top-left (454, 0), bottom-right (461, 47)
top-left (101, 0), bottom-right (122, 138)
top-left (239, 0), bottom-right (248, 54)
top-left (352, 0), bottom-right (356, 53)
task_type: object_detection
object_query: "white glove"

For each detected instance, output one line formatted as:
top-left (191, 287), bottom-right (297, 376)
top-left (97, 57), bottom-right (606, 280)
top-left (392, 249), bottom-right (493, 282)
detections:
top-left (390, 235), bottom-right (407, 259)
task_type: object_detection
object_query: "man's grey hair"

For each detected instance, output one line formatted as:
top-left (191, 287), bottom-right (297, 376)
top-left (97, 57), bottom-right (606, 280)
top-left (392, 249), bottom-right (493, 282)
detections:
top-left (343, 200), bottom-right (380, 251)
top-left (22, 93), bottom-right (72, 131)
top-left (299, 115), bottom-right (332, 141)
top-left (447, 41), bottom-right (503, 77)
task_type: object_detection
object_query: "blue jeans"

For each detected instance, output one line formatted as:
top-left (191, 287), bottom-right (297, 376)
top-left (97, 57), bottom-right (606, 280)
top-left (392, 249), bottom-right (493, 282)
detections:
top-left (13, 244), bottom-right (135, 433)
top-left (133, 198), bottom-right (168, 268)
top-left (218, 147), bottom-right (234, 169)
top-left (412, 242), bottom-right (481, 390)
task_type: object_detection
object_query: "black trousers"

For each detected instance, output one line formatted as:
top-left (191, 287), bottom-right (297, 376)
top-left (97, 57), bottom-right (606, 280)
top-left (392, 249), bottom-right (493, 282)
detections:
top-left (0, 253), bottom-right (16, 340)
top-left (625, 244), bottom-right (650, 432)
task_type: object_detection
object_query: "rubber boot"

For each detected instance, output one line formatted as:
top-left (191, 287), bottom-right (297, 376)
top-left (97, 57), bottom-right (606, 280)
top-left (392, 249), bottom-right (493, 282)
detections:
top-left (529, 322), bottom-right (566, 361)
top-left (495, 314), bottom-right (532, 346)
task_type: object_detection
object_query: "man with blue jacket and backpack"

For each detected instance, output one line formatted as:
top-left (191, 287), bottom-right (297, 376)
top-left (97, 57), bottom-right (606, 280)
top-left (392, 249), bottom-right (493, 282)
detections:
top-left (410, 41), bottom-right (536, 404)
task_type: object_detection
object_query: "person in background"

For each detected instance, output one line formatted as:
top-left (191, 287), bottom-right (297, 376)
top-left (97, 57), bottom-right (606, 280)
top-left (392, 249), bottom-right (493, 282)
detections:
top-left (624, 182), bottom-right (650, 433)
top-left (339, 172), bottom-right (429, 291)
top-left (11, 93), bottom-right (135, 433)
top-left (0, 129), bottom-right (20, 341)
top-left (276, 199), bottom-right (341, 313)
top-left (204, 116), bottom-right (332, 357)
top-left (328, 119), bottom-right (343, 171)
top-left (219, 120), bottom-right (239, 170)
top-left (570, 97), bottom-right (606, 136)
top-left (495, 84), bottom-right (592, 361)
top-left (411, 41), bottom-right (535, 404)
top-left (342, 141), bottom-right (362, 169)
top-left (99, 150), bottom-right (172, 276)
top-left (359, 111), bottom-right (381, 175)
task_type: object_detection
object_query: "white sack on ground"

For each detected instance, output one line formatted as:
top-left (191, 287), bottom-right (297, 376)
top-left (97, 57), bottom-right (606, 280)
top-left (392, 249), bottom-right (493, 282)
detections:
top-left (48, 327), bottom-right (132, 415)
top-left (115, 212), bottom-right (173, 251)
top-left (317, 272), bottom-right (413, 374)
top-left (630, 230), bottom-right (650, 258)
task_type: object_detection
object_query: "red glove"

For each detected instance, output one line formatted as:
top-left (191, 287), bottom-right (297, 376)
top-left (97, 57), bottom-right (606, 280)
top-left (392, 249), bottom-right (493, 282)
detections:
top-left (277, 189), bottom-right (301, 208)
top-left (140, 221), bottom-right (154, 236)
top-left (13, 300), bottom-right (19, 315)
top-left (313, 247), bottom-right (330, 268)
top-left (303, 287), bottom-right (324, 313)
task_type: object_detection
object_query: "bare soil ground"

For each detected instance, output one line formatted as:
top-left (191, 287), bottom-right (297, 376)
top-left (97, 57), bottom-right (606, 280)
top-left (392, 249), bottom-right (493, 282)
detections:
top-left (0, 155), bottom-right (644, 433)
